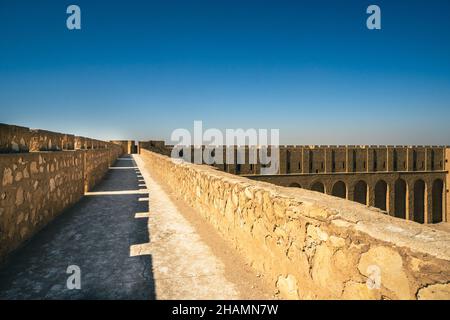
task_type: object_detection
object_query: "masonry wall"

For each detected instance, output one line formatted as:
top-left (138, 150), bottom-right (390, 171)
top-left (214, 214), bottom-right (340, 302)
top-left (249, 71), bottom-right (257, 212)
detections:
top-left (140, 149), bottom-right (450, 300)
top-left (142, 141), bottom-right (449, 224)
top-left (446, 148), bottom-right (450, 224)
top-left (83, 149), bottom-right (120, 192)
top-left (246, 171), bottom-right (447, 224)
top-left (111, 140), bottom-right (136, 155)
top-left (138, 140), bottom-right (171, 157)
top-left (0, 124), bottom-right (123, 262)
top-left (139, 141), bottom-right (446, 175)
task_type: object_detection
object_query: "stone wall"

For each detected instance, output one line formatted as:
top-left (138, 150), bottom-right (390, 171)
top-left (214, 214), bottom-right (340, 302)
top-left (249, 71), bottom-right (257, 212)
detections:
top-left (111, 140), bottom-right (136, 155)
top-left (246, 171), bottom-right (447, 224)
top-left (0, 123), bottom-right (115, 153)
top-left (445, 148), bottom-right (450, 228)
top-left (83, 149), bottom-right (119, 192)
top-left (138, 140), bottom-right (171, 156)
top-left (139, 140), bottom-right (447, 175)
top-left (0, 124), bottom-right (31, 153)
top-left (141, 140), bottom-right (449, 224)
top-left (0, 124), bottom-right (123, 262)
top-left (140, 149), bottom-right (450, 300)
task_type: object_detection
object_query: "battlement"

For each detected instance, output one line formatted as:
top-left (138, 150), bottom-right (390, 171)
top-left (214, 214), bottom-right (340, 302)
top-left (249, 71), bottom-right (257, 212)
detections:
top-left (139, 141), bottom-right (450, 225)
top-left (0, 123), bottom-right (120, 153)
top-left (138, 140), bottom-right (447, 175)
top-left (140, 148), bottom-right (450, 299)
top-left (0, 123), bottom-right (123, 262)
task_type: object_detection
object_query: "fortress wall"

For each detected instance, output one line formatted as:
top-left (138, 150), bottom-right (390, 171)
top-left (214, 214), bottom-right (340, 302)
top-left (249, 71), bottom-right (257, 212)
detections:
top-left (445, 148), bottom-right (450, 223)
top-left (140, 148), bottom-right (450, 299)
top-left (415, 148), bottom-right (427, 171)
top-left (140, 141), bottom-right (446, 176)
top-left (0, 123), bottom-right (31, 153)
top-left (0, 124), bottom-right (33, 153)
top-left (310, 147), bottom-right (326, 173)
top-left (396, 147), bottom-right (408, 171)
top-left (372, 147), bottom-right (388, 172)
top-left (0, 124), bottom-right (123, 262)
top-left (28, 129), bottom-right (72, 152)
top-left (0, 151), bottom-right (84, 261)
top-left (287, 145), bottom-right (445, 174)
top-left (289, 148), bottom-right (302, 173)
top-left (141, 140), bottom-right (449, 223)
top-left (332, 147), bottom-right (347, 173)
top-left (110, 140), bottom-right (129, 154)
top-left (83, 148), bottom-right (121, 192)
top-left (433, 148), bottom-right (445, 170)
top-left (111, 140), bottom-right (136, 154)
top-left (247, 172), bottom-right (447, 223)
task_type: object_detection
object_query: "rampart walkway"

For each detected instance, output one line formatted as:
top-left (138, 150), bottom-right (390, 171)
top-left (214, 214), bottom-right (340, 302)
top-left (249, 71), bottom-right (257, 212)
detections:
top-left (0, 155), bottom-right (270, 299)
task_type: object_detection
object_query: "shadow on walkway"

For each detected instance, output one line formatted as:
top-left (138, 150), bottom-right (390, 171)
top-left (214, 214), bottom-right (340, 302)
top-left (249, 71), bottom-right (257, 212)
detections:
top-left (0, 155), bottom-right (155, 299)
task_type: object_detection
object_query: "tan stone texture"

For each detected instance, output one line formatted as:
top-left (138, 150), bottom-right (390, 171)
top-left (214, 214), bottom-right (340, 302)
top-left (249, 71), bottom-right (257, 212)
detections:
top-left (0, 124), bottom-right (123, 261)
top-left (139, 149), bottom-right (450, 300)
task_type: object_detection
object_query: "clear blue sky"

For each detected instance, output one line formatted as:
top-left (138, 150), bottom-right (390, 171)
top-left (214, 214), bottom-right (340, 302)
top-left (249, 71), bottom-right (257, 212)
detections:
top-left (1, 0), bottom-right (450, 144)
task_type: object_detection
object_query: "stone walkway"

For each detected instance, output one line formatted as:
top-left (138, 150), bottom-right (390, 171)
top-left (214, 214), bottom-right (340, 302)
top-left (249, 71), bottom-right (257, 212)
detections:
top-left (133, 155), bottom-right (238, 299)
top-left (0, 154), bottom-right (240, 299)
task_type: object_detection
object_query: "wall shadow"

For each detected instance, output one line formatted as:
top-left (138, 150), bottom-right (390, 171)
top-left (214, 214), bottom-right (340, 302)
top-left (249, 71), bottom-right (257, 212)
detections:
top-left (0, 156), bottom-right (154, 300)
top-left (92, 155), bottom-right (142, 192)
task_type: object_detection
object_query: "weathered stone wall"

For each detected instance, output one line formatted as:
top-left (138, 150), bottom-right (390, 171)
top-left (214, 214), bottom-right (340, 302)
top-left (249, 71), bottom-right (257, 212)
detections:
top-left (246, 171), bottom-right (447, 224)
top-left (0, 124), bottom-right (123, 262)
top-left (140, 149), bottom-right (450, 300)
top-left (140, 140), bottom-right (446, 175)
top-left (111, 140), bottom-right (136, 155)
top-left (0, 152), bottom-right (84, 260)
top-left (0, 124), bottom-right (31, 153)
top-left (446, 148), bottom-right (450, 224)
top-left (142, 140), bottom-right (449, 224)
top-left (83, 149), bottom-right (120, 192)
top-left (0, 123), bottom-right (116, 153)
top-left (138, 140), bottom-right (171, 157)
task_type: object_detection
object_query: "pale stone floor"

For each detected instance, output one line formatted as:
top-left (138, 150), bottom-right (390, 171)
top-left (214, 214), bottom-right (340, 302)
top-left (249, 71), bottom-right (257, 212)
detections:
top-left (132, 154), bottom-right (239, 299)
top-left (0, 155), bottom-right (242, 299)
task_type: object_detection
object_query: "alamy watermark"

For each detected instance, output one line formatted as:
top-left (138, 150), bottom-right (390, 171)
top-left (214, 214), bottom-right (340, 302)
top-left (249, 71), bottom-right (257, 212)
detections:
top-left (367, 5), bottom-right (381, 30)
top-left (65, 4), bottom-right (381, 31)
top-left (170, 121), bottom-right (280, 175)
top-left (66, 5), bottom-right (81, 30)
top-left (66, 265), bottom-right (81, 290)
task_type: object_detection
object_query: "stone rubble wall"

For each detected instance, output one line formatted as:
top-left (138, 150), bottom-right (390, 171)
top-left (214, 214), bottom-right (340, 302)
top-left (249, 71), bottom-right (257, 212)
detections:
top-left (0, 124), bottom-right (31, 153)
top-left (138, 140), bottom-right (447, 175)
top-left (111, 140), bottom-right (137, 155)
top-left (140, 149), bottom-right (450, 300)
top-left (0, 123), bottom-right (116, 153)
top-left (138, 140), bottom-right (170, 156)
top-left (0, 124), bottom-right (123, 262)
top-left (83, 148), bottom-right (120, 192)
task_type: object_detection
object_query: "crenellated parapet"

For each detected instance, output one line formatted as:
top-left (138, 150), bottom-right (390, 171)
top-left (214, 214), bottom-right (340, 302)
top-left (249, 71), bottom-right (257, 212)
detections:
top-left (138, 140), bottom-right (447, 175)
top-left (0, 123), bottom-right (122, 153)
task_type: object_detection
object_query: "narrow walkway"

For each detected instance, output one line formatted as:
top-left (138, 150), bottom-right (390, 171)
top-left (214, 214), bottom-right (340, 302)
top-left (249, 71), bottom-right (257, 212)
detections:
top-left (0, 155), bottom-right (153, 299)
top-left (133, 155), bottom-right (239, 299)
top-left (0, 154), bottom-right (268, 299)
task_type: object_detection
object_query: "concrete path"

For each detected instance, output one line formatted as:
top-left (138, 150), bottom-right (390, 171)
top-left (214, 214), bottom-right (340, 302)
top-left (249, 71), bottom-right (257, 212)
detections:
top-left (0, 154), bottom-right (243, 299)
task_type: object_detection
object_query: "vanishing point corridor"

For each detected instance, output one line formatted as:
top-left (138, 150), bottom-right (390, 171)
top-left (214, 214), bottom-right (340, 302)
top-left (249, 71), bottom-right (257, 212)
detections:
top-left (0, 155), bottom-right (262, 299)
